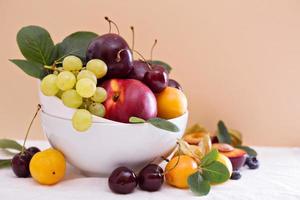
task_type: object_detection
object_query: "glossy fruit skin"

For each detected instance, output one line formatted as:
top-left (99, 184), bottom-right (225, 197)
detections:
top-left (30, 148), bottom-right (66, 185)
top-left (152, 64), bottom-right (168, 74)
top-left (138, 164), bottom-right (164, 192)
top-left (108, 166), bottom-right (137, 194)
top-left (86, 33), bottom-right (133, 78)
top-left (168, 79), bottom-right (182, 91)
top-left (245, 156), bottom-right (259, 169)
top-left (230, 171), bottom-right (242, 180)
top-left (144, 69), bottom-right (168, 93)
top-left (26, 146), bottom-right (41, 157)
top-left (102, 79), bottom-right (157, 123)
top-left (165, 155), bottom-right (198, 189)
top-left (156, 87), bottom-right (188, 119)
top-left (128, 60), bottom-right (150, 81)
top-left (11, 151), bottom-right (32, 178)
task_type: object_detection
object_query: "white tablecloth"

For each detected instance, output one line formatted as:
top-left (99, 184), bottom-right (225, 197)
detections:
top-left (0, 141), bottom-right (300, 200)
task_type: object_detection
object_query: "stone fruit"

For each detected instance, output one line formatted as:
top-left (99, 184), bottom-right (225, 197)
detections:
top-left (156, 87), bottom-right (188, 119)
top-left (11, 151), bottom-right (32, 178)
top-left (245, 156), bottom-right (259, 169)
top-left (108, 166), bottom-right (137, 194)
top-left (86, 33), bottom-right (133, 78)
top-left (184, 132), bottom-right (210, 145)
top-left (218, 146), bottom-right (247, 171)
top-left (168, 79), bottom-right (182, 90)
top-left (102, 79), bottom-right (157, 123)
top-left (138, 164), bottom-right (164, 192)
top-left (144, 69), bottom-right (168, 93)
top-left (26, 146), bottom-right (41, 157)
top-left (128, 60), bottom-right (150, 81)
top-left (29, 148), bottom-right (66, 185)
top-left (165, 155), bottom-right (198, 189)
top-left (212, 143), bottom-right (234, 152)
top-left (216, 153), bottom-right (233, 177)
top-left (211, 136), bottom-right (219, 144)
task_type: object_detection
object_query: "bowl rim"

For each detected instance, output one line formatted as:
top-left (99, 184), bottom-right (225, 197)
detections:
top-left (41, 109), bottom-right (189, 125)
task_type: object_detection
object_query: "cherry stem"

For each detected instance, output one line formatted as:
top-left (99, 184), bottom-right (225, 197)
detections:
top-left (131, 49), bottom-right (152, 69)
top-left (104, 16), bottom-right (119, 35)
top-left (130, 26), bottom-right (135, 52)
top-left (150, 39), bottom-right (157, 61)
top-left (21, 104), bottom-right (41, 155)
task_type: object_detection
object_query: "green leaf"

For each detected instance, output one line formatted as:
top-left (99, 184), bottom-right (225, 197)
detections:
top-left (0, 159), bottom-right (11, 169)
top-left (236, 145), bottom-right (257, 157)
top-left (188, 172), bottom-right (210, 196)
top-left (148, 60), bottom-right (172, 73)
top-left (0, 139), bottom-right (23, 151)
top-left (147, 118), bottom-right (179, 132)
top-left (17, 25), bottom-right (55, 65)
top-left (57, 31), bottom-right (98, 61)
top-left (129, 116), bottom-right (146, 123)
top-left (202, 161), bottom-right (230, 184)
top-left (217, 120), bottom-right (232, 144)
top-left (201, 149), bottom-right (218, 167)
top-left (10, 59), bottom-right (47, 79)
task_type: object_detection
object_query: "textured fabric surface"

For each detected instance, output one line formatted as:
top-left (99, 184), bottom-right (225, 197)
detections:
top-left (0, 141), bottom-right (299, 200)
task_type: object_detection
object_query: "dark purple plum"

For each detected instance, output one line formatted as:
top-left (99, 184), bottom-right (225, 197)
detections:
top-left (11, 151), bottom-right (32, 178)
top-left (143, 69), bottom-right (168, 93)
top-left (108, 166), bottom-right (137, 194)
top-left (86, 33), bottom-right (133, 78)
top-left (26, 146), bottom-right (40, 157)
top-left (168, 79), bottom-right (182, 90)
top-left (138, 164), bottom-right (164, 192)
top-left (128, 60), bottom-right (151, 81)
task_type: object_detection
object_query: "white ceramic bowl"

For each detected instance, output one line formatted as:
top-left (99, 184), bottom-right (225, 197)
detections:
top-left (39, 93), bottom-right (188, 177)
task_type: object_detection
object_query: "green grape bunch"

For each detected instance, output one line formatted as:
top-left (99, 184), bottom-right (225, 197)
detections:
top-left (40, 55), bottom-right (108, 132)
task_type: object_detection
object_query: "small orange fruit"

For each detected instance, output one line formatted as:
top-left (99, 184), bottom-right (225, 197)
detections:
top-left (165, 155), bottom-right (198, 188)
top-left (156, 87), bottom-right (187, 119)
top-left (30, 148), bottom-right (66, 185)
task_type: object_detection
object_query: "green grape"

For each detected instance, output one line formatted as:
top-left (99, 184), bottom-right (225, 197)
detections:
top-left (40, 74), bottom-right (59, 96)
top-left (91, 87), bottom-right (107, 103)
top-left (63, 55), bottom-right (83, 71)
top-left (88, 103), bottom-right (105, 117)
top-left (76, 78), bottom-right (96, 98)
top-left (77, 70), bottom-right (97, 83)
top-left (86, 59), bottom-right (108, 78)
top-left (72, 109), bottom-right (92, 132)
top-left (56, 71), bottom-right (76, 91)
top-left (56, 90), bottom-right (64, 98)
top-left (61, 89), bottom-right (83, 108)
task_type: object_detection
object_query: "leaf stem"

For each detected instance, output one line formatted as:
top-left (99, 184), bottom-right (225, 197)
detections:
top-left (21, 104), bottom-right (41, 155)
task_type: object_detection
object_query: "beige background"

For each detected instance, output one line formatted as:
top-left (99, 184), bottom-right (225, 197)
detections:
top-left (1, 0), bottom-right (300, 146)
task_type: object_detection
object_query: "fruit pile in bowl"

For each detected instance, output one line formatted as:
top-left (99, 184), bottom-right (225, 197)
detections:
top-left (10, 17), bottom-right (188, 176)
top-left (2, 17), bottom-right (259, 197)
